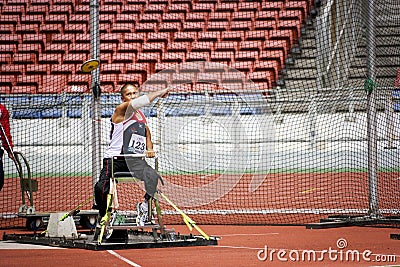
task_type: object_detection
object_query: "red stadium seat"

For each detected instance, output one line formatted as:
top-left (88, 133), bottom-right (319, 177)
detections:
top-left (38, 53), bottom-right (63, 64)
top-left (64, 23), bottom-right (87, 34)
top-left (75, 5), bottom-right (89, 14)
top-left (0, 44), bottom-right (17, 55)
top-left (192, 3), bottom-right (215, 13)
top-left (126, 63), bottom-right (151, 75)
top-left (0, 25), bottom-right (13, 34)
top-left (167, 3), bottom-right (190, 14)
top-left (230, 61), bottom-right (254, 72)
top-left (221, 31), bottom-right (245, 42)
top-left (264, 39), bottom-right (289, 58)
top-left (40, 24), bottom-right (62, 34)
top-left (0, 15), bottom-right (20, 26)
top-left (118, 73), bottom-right (144, 86)
top-left (207, 21), bottom-right (230, 32)
top-left (245, 30), bottom-right (268, 41)
top-left (16, 74), bottom-right (41, 89)
top-left (111, 22), bottom-right (134, 33)
top-left (277, 19), bottom-right (301, 40)
top-left (0, 75), bottom-right (16, 87)
top-left (261, 1), bottom-right (284, 12)
top-left (26, 5), bottom-right (48, 16)
top-left (117, 43), bottom-right (142, 54)
top-left (52, 33), bottom-right (75, 44)
top-left (22, 34), bottom-right (46, 49)
top-left (209, 12), bottom-right (231, 22)
top-left (99, 5), bottom-right (120, 15)
top-left (100, 33), bottom-right (123, 44)
top-left (0, 86), bottom-right (11, 94)
top-left (12, 85), bottom-right (37, 94)
top-left (186, 51), bottom-right (210, 62)
top-left (197, 31), bottom-right (221, 42)
top-left (255, 10), bottom-right (279, 22)
top-left (259, 50), bottom-right (285, 68)
top-left (15, 24), bottom-right (39, 34)
top-left (161, 52), bottom-right (185, 64)
top-left (101, 63), bottom-right (125, 74)
top-left (26, 64), bottom-right (49, 75)
top-left (120, 5), bottom-right (143, 15)
top-left (20, 15), bottom-right (42, 27)
top-left (112, 52), bottom-right (136, 63)
top-left (0, 65), bottom-right (24, 75)
top-left (215, 41), bottom-right (238, 52)
top-left (197, 72), bottom-right (221, 84)
top-left (49, 4), bottom-right (72, 16)
top-left (215, 2), bottom-right (237, 13)
top-left (166, 42), bottom-right (190, 53)
top-left (239, 40), bottom-right (263, 52)
top-left (143, 3), bottom-right (167, 14)
top-left (147, 32), bottom-right (171, 44)
top-left (191, 41), bottom-right (214, 54)
top-left (18, 43), bottom-right (42, 57)
top-left (100, 43), bottom-right (117, 54)
top-left (99, 14), bottom-right (115, 24)
top-left (44, 43), bottom-right (69, 54)
top-left (230, 21), bottom-right (253, 32)
top-left (158, 22), bottom-right (182, 33)
top-left (139, 13), bottom-right (162, 23)
top-left (51, 64), bottom-right (75, 75)
top-left (279, 9), bottom-right (303, 23)
top-left (221, 71), bottom-right (245, 83)
top-left (63, 53), bottom-right (88, 64)
top-left (253, 20), bottom-right (276, 31)
top-left (75, 33), bottom-right (90, 44)
top-left (162, 13), bottom-right (184, 23)
top-left (248, 71), bottom-right (273, 89)
top-left (69, 43), bottom-right (90, 54)
top-left (238, 2), bottom-right (260, 12)
top-left (232, 11), bottom-right (254, 22)
top-left (174, 32), bottom-right (197, 42)
top-left (285, 1), bottom-right (309, 21)
top-left (100, 73), bottom-right (118, 91)
top-left (45, 14), bottom-right (68, 26)
top-left (182, 21), bottom-right (206, 32)
top-left (155, 62), bottom-right (179, 73)
top-left (142, 42), bottom-right (166, 54)
top-left (235, 51), bottom-right (259, 62)
top-left (14, 53), bottom-right (36, 64)
top-left (124, 33), bottom-right (146, 43)
top-left (185, 12), bottom-right (209, 23)
top-left (68, 74), bottom-right (91, 86)
top-left (135, 22), bottom-right (157, 33)
top-left (137, 52), bottom-right (161, 63)
top-left (210, 51), bottom-right (234, 64)
top-left (0, 54), bottom-right (12, 65)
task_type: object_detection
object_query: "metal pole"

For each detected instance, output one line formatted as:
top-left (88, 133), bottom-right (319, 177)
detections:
top-left (365, 0), bottom-right (379, 217)
top-left (89, 0), bottom-right (102, 188)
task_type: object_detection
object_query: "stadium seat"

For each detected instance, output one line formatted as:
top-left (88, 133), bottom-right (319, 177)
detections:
top-left (264, 39), bottom-right (288, 58)
top-left (277, 19), bottom-right (301, 40)
top-left (40, 24), bottom-right (62, 34)
top-left (112, 52), bottom-right (136, 63)
top-left (45, 14), bottom-right (68, 26)
top-left (64, 23), bottom-right (87, 34)
top-left (0, 25), bottom-right (13, 34)
top-left (207, 21), bottom-right (230, 32)
top-left (26, 64), bottom-right (49, 75)
top-left (49, 4), bottom-right (72, 16)
top-left (50, 64), bottom-right (75, 75)
top-left (0, 34), bottom-right (20, 45)
top-left (0, 64), bottom-right (24, 75)
top-left (166, 41), bottom-right (190, 53)
top-left (100, 33), bottom-right (122, 44)
top-left (182, 21), bottom-right (206, 32)
top-left (186, 51), bottom-right (210, 62)
top-left (174, 32), bottom-right (197, 42)
top-left (247, 71), bottom-right (273, 89)
top-left (137, 52), bottom-right (161, 63)
top-left (238, 2), bottom-right (260, 12)
top-left (0, 15), bottom-right (20, 26)
top-left (16, 74), bottom-right (41, 89)
top-left (185, 12), bottom-right (209, 23)
top-left (0, 86), bottom-right (11, 94)
top-left (68, 74), bottom-right (91, 86)
top-left (12, 108), bottom-right (42, 118)
top-left (254, 60), bottom-right (280, 79)
top-left (167, 3), bottom-right (190, 14)
top-left (75, 33), bottom-right (90, 43)
top-left (120, 5), bottom-right (143, 15)
top-left (22, 34), bottom-right (46, 49)
top-left (117, 43), bottom-right (142, 54)
top-left (99, 14), bottom-right (116, 24)
top-left (15, 24), bottom-right (39, 34)
top-left (261, 1), bottom-right (284, 12)
top-left (0, 75), bottom-right (16, 88)
top-left (230, 61), bottom-right (253, 72)
top-left (41, 75), bottom-right (67, 92)
top-left (145, 72), bottom-right (172, 86)
top-left (123, 33), bottom-right (146, 43)
top-left (26, 5), bottom-right (48, 16)
top-left (125, 63), bottom-right (150, 75)
top-left (18, 43), bottom-right (42, 57)
top-left (221, 31), bottom-right (245, 42)
top-left (197, 31), bottom-right (221, 42)
top-left (139, 13), bottom-right (162, 24)
top-left (75, 5), bottom-right (89, 14)
top-left (159, 22), bottom-right (182, 33)
top-left (215, 2), bottom-right (237, 13)
top-left (52, 33), bottom-right (75, 44)
top-left (239, 40), bottom-right (263, 52)
top-left (259, 50), bottom-right (285, 68)
top-left (147, 32), bottom-right (171, 44)
top-left (209, 12), bottom-right (231, 22)
top-left (235, 50), bottom-right (258, 62)
top-left (100, 43), bottom-right (117, 54)
top-left (13, 53), bottom-right (36, 64)
top-left (279, 9), bottom-right (304, 23)
top-left (210, 51), bottom-right (234, 65)
top-left (63, 53), bottom-right (88, 64)
top-left (99, 5), bottom-right (120, 15)
top-left (0, 54), bottom-right (12, 64)
top-left (118, 73), bottom-right (145, 86)
top-left (162, 12), bottom-right (184, 23)
top-left (172, 72), bottom-right (197, 84)
top-left (101, 63), bottom-right (125, 74)
top-left (161, 52), bottom-right (185, 64)
top-left (253, 20), bottom-right (276, 31)
top-left (69, 43), bottom-right (90, 54)
top-left (214, 41), bottom-right (238, 53)
top-left (0, 44), bottom-right (17, 55)
top-left (101, 73), bottom-right (118, 91)
top-left (191, 41), bottom-right (214, 54)
top-left (269, 29), bottom-right (295, 47)
top-left (192, 3), bottom-right (215, 13)
top-left (221, 72), bottom-right (244, 83)
top-left (255, 10), bottom-right (279, 22)
top-left (197, 72), bottom-right (221, 84)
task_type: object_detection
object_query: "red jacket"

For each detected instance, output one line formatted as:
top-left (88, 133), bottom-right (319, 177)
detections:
top-left (0, 104), bottom-right (13, 151)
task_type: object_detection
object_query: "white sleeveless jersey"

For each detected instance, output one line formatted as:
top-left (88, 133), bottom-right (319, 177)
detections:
top-left (104, 110), bottom-right (147, 158)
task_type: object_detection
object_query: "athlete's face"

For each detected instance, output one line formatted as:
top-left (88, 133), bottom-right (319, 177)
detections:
top-left (121, 85), bottom-right (140, 102)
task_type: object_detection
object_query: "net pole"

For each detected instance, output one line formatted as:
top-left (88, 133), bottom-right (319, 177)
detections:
top-left (364, 0), bottom-right (379, 217)
top-left (89, 0), bottom-right (102, 188)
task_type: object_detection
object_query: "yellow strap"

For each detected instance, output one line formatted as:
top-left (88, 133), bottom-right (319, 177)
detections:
top-left (160, 192), bottom-right (210, 240)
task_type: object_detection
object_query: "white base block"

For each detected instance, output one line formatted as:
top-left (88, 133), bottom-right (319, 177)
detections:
top-left (46, 212), bottom-right (78, 238)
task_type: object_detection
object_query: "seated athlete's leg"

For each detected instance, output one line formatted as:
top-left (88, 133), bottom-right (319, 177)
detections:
top-left (94, 159), bottom-right (111, 217)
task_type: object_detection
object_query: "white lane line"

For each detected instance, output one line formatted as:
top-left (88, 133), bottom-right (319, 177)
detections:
top-left (0, 241), bottom-right (64, 249)
top-left (107, 250), bottom-right (142, 267)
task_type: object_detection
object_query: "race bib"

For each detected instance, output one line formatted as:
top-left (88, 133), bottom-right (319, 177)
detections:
top-left (127, 133), bottom-right (146, 154)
